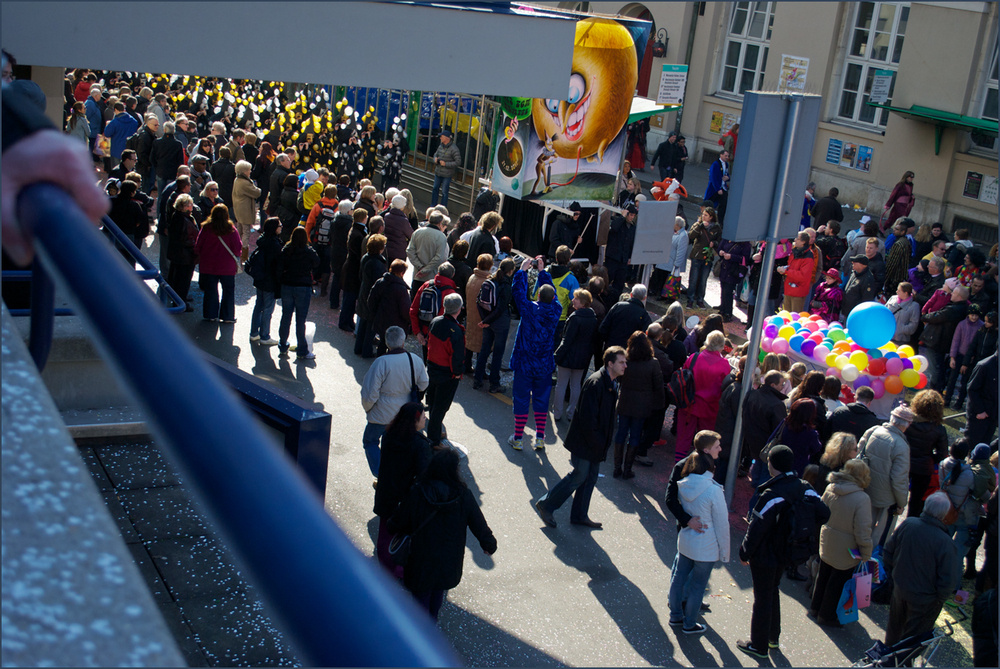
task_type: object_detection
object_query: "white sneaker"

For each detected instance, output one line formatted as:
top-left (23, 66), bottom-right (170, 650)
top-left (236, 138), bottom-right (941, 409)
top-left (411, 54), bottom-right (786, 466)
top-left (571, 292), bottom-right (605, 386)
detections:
top-left (259, 338), bottom-right (279, 346)
top-left (508, 434), bottom-right (523, 451)
top-left (249, 335), bottom-right (261, 342)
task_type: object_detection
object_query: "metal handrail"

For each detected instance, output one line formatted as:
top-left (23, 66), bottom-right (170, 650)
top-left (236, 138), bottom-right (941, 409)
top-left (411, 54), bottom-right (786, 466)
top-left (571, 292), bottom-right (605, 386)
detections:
top-left (16, 183), bottom-right (459, 667)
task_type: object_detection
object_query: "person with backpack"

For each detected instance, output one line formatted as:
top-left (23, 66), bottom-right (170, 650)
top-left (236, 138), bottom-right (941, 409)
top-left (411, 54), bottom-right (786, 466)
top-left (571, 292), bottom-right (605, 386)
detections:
top-left (247, 217), bottom-right (283, 345)
top-left (406, 207), bottom-right (449, 299)
top-left (367, 260), bottom-right (414, 357)
top-left (808, 459), bottom-right (873, 628)
top-left (553, 288), bottom-right (598, 422)
top-left (736, 445), bottom-right (831, 660)
top-left (507, 257), bottom-right (562, 451)
top-left (425, 293), bottom-right (466, 447)
top-left (939, 439), bottom-right (987, 592)
top-left (304, 184), bottom-right (339, 297)
top-left (473, 258), bottom-right (515, 394)
top-left (464, 253), bottom-right (493, 375)
top-left (857, 405), bottom-right (914, 547)
top-left (410, 262), bottom-right (460, 360)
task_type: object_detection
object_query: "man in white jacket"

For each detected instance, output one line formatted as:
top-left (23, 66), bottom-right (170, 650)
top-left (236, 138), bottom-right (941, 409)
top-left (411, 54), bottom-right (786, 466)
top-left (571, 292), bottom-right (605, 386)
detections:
top-left (360, 326), bottom-right (429, 477)
top-left (406, 208), bottom-right (449, 299)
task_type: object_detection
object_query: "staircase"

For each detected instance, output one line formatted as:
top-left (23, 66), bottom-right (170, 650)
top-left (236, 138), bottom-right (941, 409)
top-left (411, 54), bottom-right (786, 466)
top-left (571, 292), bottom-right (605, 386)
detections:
top-left (398, 159), bottom-right (479, 214)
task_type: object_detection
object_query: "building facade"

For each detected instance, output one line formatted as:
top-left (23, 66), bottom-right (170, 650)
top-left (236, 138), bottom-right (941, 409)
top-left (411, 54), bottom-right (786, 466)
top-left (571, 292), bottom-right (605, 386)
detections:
top-left (556, 1), bottom-right (999, 243)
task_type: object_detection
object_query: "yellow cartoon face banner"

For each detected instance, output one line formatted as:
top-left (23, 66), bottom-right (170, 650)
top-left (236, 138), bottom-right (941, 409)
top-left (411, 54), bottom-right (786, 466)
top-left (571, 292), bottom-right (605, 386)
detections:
top-left (492, 16), bottom-right (650, 205)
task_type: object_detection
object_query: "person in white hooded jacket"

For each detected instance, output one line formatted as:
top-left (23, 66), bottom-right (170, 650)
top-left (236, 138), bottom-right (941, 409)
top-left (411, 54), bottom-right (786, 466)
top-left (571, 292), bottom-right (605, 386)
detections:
top-left (667, 431), bottom-right (730, 635)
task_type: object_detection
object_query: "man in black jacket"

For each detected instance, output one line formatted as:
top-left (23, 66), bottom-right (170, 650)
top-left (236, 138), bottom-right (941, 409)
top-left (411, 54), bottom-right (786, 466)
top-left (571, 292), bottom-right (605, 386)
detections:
top-left (548, 202), bottom-right (583, 259)
top-left (829, 386), bottom-right (880, 441)
top-left (210, 146), bottom-right (237, 213)
top-left (135, 114), bottom-right (159, 195)
top-left (605, 203), bottom-right (638, 301)
top-left (919, 285), bottom-right (969, 390)
top-left (267, 153), bottom-right (291, 216)
top-left (150, 122), bottom-right (184, 196)
top-left (966, 352), bottom-right (998, 445)
top-left (740, 370), bottom-right (788, 469)
top-left (841, 254), bottom-right (878, 320)
top-left (811, 187), bottom-right (844, 230)
top-left (328, 200), bottom-right (355, 310)
top-left (425, 293), bottom-right (465, 447)
top-left (599, 283), bottom-right (651, 350)
top-left (534, 347), bottom-right (626, 529)
top-left (737, 445), bottom-right (830, 659)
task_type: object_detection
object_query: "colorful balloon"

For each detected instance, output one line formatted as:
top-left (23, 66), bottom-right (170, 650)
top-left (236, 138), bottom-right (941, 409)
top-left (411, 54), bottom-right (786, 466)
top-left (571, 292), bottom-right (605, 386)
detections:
top-left (835, 354), bottom-right (851, 370)
top-left (871, 378), bottom-right (885, 399)
top-left (826, 367), bottom-right (841, 378)
top-left (868, 358), bottom-right (887, 376)
top-left (779, 325), bottom-right (796, 340)
top-left (885, 358), bottom-right (904, 375)
top-left (762, 337), bottom-right (774, 352)
top-left (803, 321), bottom-right (819, 333)
top-left (772, 338), bottom-right (789, 354)
top-left (801, 340), bottom-right (818, 357)
top-left (915, 372), bottom-right (928, 389)
top-left (910, 355), bottom-right (927, 373)
top-left (829, 329), bottom-right (847, 342)
top-left (867, 348), bottom-right (883, 359)
top-left (790, 312), bottom-right (800, 321)
top-left (841, 364), bottom-right (860, 382)
top-left (789, 334), bottom-right (805, 352)
top-left (884, 351), bottom-right (900, 360)
top-left (900, 368), bottom-right (920, 387)
top-left (825, 352), bottom-right (839, 367)
top-left (854, 375), bottom-right (872, 390)
top-left (850, 351), bottom-right (869, 370)
top-left (881, 342), bottom-right (897, 352)
top-left (764, 324), bottom-right (779, 338)
top-left (897, 345), bottom-right (915, 358)
top-left (846, 302), bottom-right (896, 349)
top-left (884, 375), bottom-right (904, 394)
top-left (901, 358), bottom-right (914, 370)
top-left (813, 345), bottom-right (830, 362)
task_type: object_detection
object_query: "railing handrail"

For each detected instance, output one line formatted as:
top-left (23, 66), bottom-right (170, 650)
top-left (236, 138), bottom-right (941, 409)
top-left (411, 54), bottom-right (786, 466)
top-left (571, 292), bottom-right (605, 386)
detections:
top-left (16, 183), bottom-right (459, 667)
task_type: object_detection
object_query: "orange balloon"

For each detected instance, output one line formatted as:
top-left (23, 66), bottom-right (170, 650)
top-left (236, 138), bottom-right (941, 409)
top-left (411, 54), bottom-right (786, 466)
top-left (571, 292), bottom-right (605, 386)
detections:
top-left (833, 341), bottom-right (851, 354)
top-left (884, 375), bottom-right (904, 394)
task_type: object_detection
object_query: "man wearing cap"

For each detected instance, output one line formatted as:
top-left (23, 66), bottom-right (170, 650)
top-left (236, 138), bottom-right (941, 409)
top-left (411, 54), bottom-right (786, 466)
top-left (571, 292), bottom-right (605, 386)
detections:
top-left (840, 254), bottom-right (877, 320)
top-left (857, 405), bottom-right (914, 545)
top-left (189, 154), bottom-right (212, 193)
top-left (431, 129), bottom-right (461, 208)
top-left (548, 202), bottom-right (584, 259)
top-left (605, 203), bottom-right (638, 301)
top-left (737, 444), bottom-right (830, 660)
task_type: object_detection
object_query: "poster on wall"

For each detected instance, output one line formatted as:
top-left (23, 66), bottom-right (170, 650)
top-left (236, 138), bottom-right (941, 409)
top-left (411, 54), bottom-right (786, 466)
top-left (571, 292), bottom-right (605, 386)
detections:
top-left (870, 69), bottom-right (894, 104)
top-left (826, 138), bottom-right (843, 165)
top-left (490, 16), bottom-right (651, 205)
top-left (855, 146), bottom-right (873, 172)
top-left (657, 64), bottom-right (688, 105)
top-left (964, 171), bottom-right (983, 199)
top-left (979, 174), bottom-right (998, 205)
top-left (710, 111), bottom-right (724, 134)
top-left (840, 142), bottom-right (857, 168)
top-left (778, 55), bottom-right (809, 92)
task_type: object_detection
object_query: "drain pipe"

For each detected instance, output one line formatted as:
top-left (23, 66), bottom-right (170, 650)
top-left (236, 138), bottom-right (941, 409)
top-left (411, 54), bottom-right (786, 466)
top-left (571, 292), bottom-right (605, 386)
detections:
top-left (675, 1), bottom-right (701, 134)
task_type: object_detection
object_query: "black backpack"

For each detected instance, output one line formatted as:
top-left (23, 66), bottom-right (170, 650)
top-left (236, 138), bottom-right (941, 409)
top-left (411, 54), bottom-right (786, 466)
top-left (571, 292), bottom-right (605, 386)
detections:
top-left (310, 205), bottom-right (336, 245)
top-left (776, 484), bottom-right (819, 567)
top-left (666, 352), bottom-right (699, 409)
top-left (296, 186), bottom-right (310, 215)
top-left (125, 128), bottom-right (143, 154)
top-left (417, 284), bottom-right (442, 323)
top-left (477, 279), bottom-right (497, 314)
top-left (243, 244), bottom-right (264, 280)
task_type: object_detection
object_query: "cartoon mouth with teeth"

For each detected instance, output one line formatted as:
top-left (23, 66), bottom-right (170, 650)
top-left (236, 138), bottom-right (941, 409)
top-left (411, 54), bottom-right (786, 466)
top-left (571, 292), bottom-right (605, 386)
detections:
top-left (531, 17), bottom-right (637, 163)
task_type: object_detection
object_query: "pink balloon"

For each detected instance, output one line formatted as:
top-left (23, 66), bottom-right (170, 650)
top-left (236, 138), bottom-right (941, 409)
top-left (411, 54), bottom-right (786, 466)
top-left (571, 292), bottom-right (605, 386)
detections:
top-left (790, 312), bottom-right (800, 321)
top-left (813, 345), bottom-right (830, 361)
top-left (762, 337), bottom-right (774, 352)
top-left (817, 320), bottom-right (829, 329)
top-left (850, 343), bottom-right (864, 352)
top-left (885, 357), bottom-right (904, 375)
top-left (826, 367), bottom-right (841, 378)
top-left (772, 338), bottom-right (790, 354)
top-left (803, 321), bottom-right (819, 332)
top-left (871, 378), bottom-right (885, 399)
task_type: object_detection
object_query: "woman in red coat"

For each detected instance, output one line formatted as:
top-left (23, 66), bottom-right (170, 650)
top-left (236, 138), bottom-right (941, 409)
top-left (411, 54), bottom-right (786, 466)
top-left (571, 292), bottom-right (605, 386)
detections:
top-left (779, 231), bottom-right (816, 313)
top-left (675, 331), bottom-right (733, 464)
top-left (882, 171), bottom-right (914, 232)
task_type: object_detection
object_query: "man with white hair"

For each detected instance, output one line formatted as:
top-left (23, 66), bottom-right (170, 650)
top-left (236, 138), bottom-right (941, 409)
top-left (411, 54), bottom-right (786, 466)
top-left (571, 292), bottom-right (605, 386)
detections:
top-left (425, 292), bottom-right (465, 446)
top-left (883, 490), bottom-right (959, 646)
top-left (360, 326), bottom-right (429, 477)
top-left (857, 405), bottom-right (914, 545)
top-left (406, 206), bottom-right (449, 298)
top-left (599, 283), bottom-right (652, 350)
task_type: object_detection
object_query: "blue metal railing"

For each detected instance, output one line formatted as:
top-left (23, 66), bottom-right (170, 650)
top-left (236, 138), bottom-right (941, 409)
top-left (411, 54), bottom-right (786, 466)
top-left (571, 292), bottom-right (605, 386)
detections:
top-left (16, 183), bottom-right (459, 667)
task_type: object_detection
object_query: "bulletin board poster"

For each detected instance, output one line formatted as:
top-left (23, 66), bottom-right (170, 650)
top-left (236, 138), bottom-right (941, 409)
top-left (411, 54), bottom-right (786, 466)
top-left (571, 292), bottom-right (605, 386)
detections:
top-left (840, 142), bottom-right (858, 168)
top-left (779, 55), bottom-right (809, 92)
top-left (490, 16), bottom-right (651, 206)
top-left (855, 146), bottom-right (873, 172)
top-left (979, 174), bottom-right (998, 205)
top-left (710, 111), bottom-right (724, 134)
top-left (964, 171), bottom-right (983, 199)
top-left (826, 138), bottom-right (843, 165)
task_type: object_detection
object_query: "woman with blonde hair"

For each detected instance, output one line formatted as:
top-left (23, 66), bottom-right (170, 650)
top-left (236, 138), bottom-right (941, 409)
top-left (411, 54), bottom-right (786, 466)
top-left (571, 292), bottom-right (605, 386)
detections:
top-left (194, 204), bottom-right (242, 322)
top-left (232, 160), bottom-right (261, 261)
top-left (814, 432), bottom-right (858, 496)
top-left (810, 458), bottom-right (872, 628)
top-left (400, 188), bottom-right (420, 229)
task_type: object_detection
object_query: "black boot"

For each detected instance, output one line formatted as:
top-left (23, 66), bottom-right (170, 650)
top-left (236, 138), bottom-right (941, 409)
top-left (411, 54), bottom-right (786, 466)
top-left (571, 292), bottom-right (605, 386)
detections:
top-left (613, 443), bottom-right (624, 478)
top-left (623, 446), bottom-right (637, 480)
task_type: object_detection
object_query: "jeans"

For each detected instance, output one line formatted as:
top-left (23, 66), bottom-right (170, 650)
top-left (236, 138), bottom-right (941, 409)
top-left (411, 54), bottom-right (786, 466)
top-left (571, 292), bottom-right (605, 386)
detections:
top-left (363, 422), bottom-right (386, 477)
top-left (156, 176), bottom-right (170, 198)
top-left (943, 364), bottom-right (968, 406)
top-left (279, 285), bottom-right (312, 352)
top-left (339, 290), bottom-right (358, 330)
top-left (950, 524), bottom-right (975, 590)
top-left (141, 168), bottom-right (156, 195)
top-left (425, 376), bottom-right (459, 445)
top-left (687, 259), bottom-right (711, 303)
top-left (719, 280), bottom-right (737, 317)
top-left (537, 456), bottom-right (600, 522)
top-left (748, 562), bottom-right (783, 651)
top-left (200, 273), bottom-right (236, 320)
top-left (615, 414), bottom-right (645, 448)
top-left (431, 174), bottom-right (452, 208)
top-left (475, 323), bottom-right (509, 387)
top-left (668, 552), bottom-right (715, 627)
top-left (553, 366), bottom-right (585, 421)
top-left (250, 288), bottom-right (276, 339)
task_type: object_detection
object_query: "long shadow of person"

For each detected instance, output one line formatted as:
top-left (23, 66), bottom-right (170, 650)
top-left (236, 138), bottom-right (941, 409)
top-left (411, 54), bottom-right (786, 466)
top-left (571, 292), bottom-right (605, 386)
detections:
top-left (457, 456), bottom-right (496, 573)
top-left (544, 530), bottom-right (677, 666)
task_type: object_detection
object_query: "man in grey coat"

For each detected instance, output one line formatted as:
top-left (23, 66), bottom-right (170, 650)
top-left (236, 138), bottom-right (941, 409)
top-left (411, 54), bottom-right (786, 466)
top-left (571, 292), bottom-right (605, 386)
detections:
top-left (857, 405), bottom-right (913, 545)
top-left (431, 129), bottom-right (462, 208)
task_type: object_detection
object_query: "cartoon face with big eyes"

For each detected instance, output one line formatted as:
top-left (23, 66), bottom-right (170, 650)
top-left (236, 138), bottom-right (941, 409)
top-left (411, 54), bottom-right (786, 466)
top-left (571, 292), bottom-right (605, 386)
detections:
top-left (532, 17), bottom-right (637, 163)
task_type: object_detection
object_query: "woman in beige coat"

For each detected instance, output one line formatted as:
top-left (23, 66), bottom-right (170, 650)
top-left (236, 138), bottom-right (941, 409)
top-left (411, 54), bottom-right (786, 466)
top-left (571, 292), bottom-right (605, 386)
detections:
top-left (465, 253), bottom-right (494, 367)
top-left (809, 459), bottom-right (873, 628)
top-left (232, 160), bottom-right (262, 261)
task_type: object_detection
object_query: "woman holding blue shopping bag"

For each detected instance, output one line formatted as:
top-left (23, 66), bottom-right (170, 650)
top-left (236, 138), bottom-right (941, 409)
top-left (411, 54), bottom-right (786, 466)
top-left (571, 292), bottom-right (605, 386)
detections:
top-left (809, 459), bottom-right (873, 627)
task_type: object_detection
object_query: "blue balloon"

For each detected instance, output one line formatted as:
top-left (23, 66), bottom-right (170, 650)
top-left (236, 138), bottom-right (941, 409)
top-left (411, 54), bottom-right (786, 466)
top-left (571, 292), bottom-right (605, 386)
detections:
top-left (789, 334), bottom-right (805, 352)
top-left (884, 351), bottom-right (900, 360)
top-left (868, 348), bottom-right (883, 359)
top-left (846, 302), bottom-right (896, 349)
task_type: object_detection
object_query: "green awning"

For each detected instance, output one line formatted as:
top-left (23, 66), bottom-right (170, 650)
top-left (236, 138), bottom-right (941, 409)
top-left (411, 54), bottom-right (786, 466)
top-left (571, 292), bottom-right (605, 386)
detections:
top-left (628, 96), bottom-right (680, 124)
top-left (867, 102), bottom-right (999, 154)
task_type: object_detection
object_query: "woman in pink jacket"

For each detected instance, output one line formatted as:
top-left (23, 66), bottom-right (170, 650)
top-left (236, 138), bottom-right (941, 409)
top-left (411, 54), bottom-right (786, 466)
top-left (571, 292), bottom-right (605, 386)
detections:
top-left (675, 331), bottom-right (732, 464)
top-left (195, 204), bottom-right (242, 322)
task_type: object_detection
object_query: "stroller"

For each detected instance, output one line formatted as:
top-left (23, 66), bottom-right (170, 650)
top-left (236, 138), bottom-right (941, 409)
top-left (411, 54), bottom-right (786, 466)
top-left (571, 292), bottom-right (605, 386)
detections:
top-left (852, 608), bottom-right (965, 667)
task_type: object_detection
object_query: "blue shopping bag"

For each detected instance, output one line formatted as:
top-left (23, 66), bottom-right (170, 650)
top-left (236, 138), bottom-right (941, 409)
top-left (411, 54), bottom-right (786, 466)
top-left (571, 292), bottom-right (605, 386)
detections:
top-left (837, 574), bottom-right (860, 624)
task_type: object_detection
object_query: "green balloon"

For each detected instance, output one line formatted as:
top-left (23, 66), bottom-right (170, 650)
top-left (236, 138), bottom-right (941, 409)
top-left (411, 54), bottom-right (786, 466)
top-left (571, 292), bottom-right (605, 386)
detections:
top-left (829, 329), bottom-right (847, 342)
top-left (499, 97), bottom-right (532, 120)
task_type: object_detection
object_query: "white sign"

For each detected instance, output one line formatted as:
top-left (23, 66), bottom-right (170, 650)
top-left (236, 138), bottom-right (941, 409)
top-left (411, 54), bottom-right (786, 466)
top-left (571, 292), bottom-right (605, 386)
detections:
top-left (656, 64), bottom-right (688, 105)
top-left (632, 200), bottom-right (679, 264)
top-left (870, 69), bottom-right (894, 104)
top-left (778, 54), bottom-right (809, 92)
top-left (980, 174), bottom-right (999, 206)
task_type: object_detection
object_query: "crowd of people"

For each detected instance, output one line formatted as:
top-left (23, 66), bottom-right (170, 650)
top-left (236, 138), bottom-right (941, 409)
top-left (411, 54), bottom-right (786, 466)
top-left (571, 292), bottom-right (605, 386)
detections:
top-left (23, 63), bottom-right (998, 662)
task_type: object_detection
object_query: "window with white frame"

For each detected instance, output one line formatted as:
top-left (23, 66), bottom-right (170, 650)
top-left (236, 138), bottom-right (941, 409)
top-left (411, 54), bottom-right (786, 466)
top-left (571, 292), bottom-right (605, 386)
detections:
top-left (836, 2), bottom-right (909, 128)
top-left (970, 41), bottom-right (998, 152)
top-left (718, 2), bottom-right (775, 96)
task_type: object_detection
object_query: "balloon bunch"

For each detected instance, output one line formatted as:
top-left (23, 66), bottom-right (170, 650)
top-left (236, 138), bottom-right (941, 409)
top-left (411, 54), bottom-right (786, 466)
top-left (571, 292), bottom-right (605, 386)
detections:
top-left (758, 302), bottom-right (927, 398)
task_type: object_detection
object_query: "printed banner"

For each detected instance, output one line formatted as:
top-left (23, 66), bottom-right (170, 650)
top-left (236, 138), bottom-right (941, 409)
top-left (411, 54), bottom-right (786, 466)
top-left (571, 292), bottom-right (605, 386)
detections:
top-left (778, 55), bottom-right (809, 92)
top-left (491, 16), bottom-right (651, 205)
top-left (657, 64), bottom-right (688, 105)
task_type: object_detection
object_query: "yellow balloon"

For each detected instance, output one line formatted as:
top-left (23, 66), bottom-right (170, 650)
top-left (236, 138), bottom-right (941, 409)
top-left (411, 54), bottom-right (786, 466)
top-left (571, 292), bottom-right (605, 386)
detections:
top-left (849, 351), bottom-right (869, 370)
top-left (826, 353), bottom-right (840, 368)
top-left (835, 354), bottom-right (850, 370)
top-left (778, 325), bottom-right (796, 340)
top-left (881, 342), bottom-right (898, 352)
top-left (899, 368), bottom-right (920, 388)
top-left (897, 345), bottom-right (915, 358)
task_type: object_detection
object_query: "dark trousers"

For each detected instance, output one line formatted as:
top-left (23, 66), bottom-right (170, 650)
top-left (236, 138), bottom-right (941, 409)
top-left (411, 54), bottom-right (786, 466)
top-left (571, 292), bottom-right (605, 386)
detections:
top-left (200, 273), bottom-right (236, 321)
top-left (338, 290), bottom-right (357, 330)
top-left (749, 562), bottom-right (783, 651)
top-left (410, 278), bottom-right (425, 302)
top-left (475, 323), bottom-right (509, 387)
top-left (907, 473), bottom-right (933, 518)
top-left (425, 376), bottom-right (459, 445)
top-left (719, 280), bottom-right (737, 317)
top-left (810, 559), bottom-right (854, 623)
top-left (167, 262), bottom-right (194, 302)
top-left (649, 268), bottom-right (669, 299)
top-left (943, 365), bottom-right (968, 406)
top-left (885, 589), bottom-right (944, 647)
top-left (329, 269), bottom-right (342, 309)
top-left (606, 259), bottom-right (629, 302)
top-left (638, 406), bottom-right (667, 457)
top-left (355, 317), bottom-right (376, 358)
top-left (966, 415), bottom-right (998, 447)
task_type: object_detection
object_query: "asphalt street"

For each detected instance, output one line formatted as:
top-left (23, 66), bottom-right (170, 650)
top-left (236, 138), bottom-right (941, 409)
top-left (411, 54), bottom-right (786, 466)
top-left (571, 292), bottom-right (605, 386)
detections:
top-left (153, 234), bottom-right (973, 668)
